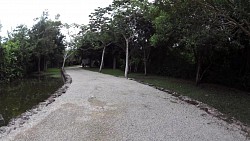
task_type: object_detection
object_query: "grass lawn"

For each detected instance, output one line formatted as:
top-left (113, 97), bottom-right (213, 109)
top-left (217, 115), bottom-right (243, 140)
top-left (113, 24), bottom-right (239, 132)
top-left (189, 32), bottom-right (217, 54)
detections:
top-left (84, 67), bottom-right (250, 126)
top-left (44, 68), bottom-right (62, 78)
top-left (85, 68), bottom-right (124, 77)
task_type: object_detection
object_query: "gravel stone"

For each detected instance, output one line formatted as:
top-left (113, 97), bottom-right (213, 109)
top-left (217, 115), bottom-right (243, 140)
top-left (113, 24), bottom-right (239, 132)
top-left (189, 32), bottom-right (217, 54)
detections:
top-left (0, 66), bottom-right (248, 141)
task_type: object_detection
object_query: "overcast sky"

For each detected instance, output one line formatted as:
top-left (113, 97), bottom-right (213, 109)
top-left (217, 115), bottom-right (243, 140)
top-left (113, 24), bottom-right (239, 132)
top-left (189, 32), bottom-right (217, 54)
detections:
top-left (0, 0), bottom-right (113, 37)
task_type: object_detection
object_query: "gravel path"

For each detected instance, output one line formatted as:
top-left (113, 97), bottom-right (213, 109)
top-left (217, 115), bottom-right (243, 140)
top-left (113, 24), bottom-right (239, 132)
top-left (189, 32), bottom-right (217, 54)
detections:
top-left (1, 66), bottom-right (248, 141)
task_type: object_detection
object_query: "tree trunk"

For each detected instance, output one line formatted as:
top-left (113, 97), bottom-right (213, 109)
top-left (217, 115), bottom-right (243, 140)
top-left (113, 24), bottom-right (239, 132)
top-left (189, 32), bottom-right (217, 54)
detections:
top-left (62, 53), bottom-right (67, 69)
top-left (99, 46), bottom-right (106, 73)
top-left (44, 58), bottom-right (47, 71)
top-left (38, 56), bottom-right (41, 73)
top-left (134, 63), bottom-right (138, 72)
top-left (129, 62), bottom-right (132, 73)
top-left (45, 62), bottom-right (47, 71)
top-left (125, 38), bottom-right (129, 78)
top-left (143, 49), bottom-right (147, 76)
top-left (195, 59), bottom-right (201, 86)
top-left (144, 59), bottom-right (147, 76)
top-left (113, 56), bottom-right (116, 69)
top-left (62, 57), bottom-right (66, 69)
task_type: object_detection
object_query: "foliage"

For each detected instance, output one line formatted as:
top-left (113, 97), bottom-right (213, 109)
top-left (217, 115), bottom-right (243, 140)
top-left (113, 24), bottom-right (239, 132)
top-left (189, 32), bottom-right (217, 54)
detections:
top-left (29, 11), bottom-right (65, 72)
top-left (2, 0), bottom-right (248, 91)
top-left (73, 0), bottom-right (250, 91)
top-left (0, 11), bottom-right (65, 82)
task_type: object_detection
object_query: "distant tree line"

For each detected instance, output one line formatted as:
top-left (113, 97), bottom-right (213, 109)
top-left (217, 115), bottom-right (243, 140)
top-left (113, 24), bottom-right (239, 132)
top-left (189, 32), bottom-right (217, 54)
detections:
top-left (0, 11), bottom-right (65, 82)
top-left (72, 0), bottom-right (250, 90)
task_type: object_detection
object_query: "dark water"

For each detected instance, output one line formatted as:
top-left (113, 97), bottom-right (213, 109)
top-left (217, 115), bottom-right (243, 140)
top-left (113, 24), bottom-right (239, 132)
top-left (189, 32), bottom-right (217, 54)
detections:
top-left (0, 76), bottom-right (64, 126)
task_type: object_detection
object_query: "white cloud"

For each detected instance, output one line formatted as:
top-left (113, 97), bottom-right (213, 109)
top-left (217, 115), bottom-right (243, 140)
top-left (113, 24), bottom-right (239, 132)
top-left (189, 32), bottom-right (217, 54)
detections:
top-left (0, 0), bottom-right (113, 37)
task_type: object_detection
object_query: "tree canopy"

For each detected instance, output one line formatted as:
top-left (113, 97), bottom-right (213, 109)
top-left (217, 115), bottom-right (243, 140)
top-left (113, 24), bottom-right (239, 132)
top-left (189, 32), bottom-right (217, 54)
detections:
top-left (72, 0), bottom-right (250, 90)
top-left (1, 0), bottom-right (250, 91)
top-left (0, 11), bottom-right (65, 82)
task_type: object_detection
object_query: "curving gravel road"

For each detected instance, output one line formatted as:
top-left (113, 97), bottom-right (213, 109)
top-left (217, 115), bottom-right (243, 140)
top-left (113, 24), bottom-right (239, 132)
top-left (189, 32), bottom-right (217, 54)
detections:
top-left (1, 66), bottom-right (248, 141)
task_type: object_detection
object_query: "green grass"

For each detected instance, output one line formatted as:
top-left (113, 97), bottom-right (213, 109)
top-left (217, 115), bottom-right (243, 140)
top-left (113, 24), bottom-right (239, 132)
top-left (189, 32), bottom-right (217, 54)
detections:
top-left (85, 68), bottom-right (124, 77)
top-left (84, 68), bottom-right (250, 126)
top-left (132, 75), bottom-right (250, 126)
top-left (44, 68), bottom-right (62, 78)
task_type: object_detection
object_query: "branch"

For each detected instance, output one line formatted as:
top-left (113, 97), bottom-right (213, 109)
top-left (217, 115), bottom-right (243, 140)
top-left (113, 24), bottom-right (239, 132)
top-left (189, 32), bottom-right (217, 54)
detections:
top-left (223, 21), bottom-right (237, 26)
top-left (225, 0), bottom-right (235, 10)
top-left (129, 29), bottom-right (136, 40)
top-left (243, 19), bottom-right (250, 31)
top-left (194, 0), bottom-right (250, 38)
top-left (200, 63), bottom-right (211, 82)
top-left (121, 33), bottom-right (127, 40)
top-left (194, 0), bottom-right (219, 13)
top-left (65, 52), bottom-right (74, 59)
top-left (225, 15), bottom-right (250, 37)
top-left (105, 42), bottom-right (112, 47)
top-left (80, 47), bottom-right (92, 51)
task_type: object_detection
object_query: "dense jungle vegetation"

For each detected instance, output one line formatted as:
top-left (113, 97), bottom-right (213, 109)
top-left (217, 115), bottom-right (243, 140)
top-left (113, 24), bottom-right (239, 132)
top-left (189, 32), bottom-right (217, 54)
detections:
top-left (1, 0), bottom-right (250, 91)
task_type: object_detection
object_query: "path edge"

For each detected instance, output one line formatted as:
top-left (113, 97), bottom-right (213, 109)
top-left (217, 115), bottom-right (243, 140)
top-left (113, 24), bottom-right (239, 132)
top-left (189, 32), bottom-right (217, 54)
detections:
top-left (128, 78), bottom-right (250, 139)
top-left (0, 68), bottom-right (72, 138)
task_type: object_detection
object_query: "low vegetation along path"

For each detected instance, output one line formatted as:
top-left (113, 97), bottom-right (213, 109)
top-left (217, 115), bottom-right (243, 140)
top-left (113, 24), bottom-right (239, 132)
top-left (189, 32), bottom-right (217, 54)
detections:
top-left (2, 67), bottom-right (248, 141)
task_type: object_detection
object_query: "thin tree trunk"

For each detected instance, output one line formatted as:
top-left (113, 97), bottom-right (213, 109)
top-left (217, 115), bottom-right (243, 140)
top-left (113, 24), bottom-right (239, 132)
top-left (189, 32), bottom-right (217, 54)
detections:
top-left (62, 57), bottom-right (66, 69)
top-left (44, 58), bottom-right (45, 71)
top-left (44, 58), bottom-right (47, 71)
top-left (99, 46), bottom-right (106, 72)
top-left (143, 49), bottom-right (147, 76)
top-left (195, 59), bottom-right (201, 86)
top-left (45, 61), bottom-right (47, 71)
top-left (129, 62), bottom-right (132, 73)
top-left (113, 56), bottom-right (116, 69)
top-left (125, 38), bottom-right (129, 78)
top-left (38, 56), bottom-right (41, 73)
top-left (62, 52), bottom-right (67, 69)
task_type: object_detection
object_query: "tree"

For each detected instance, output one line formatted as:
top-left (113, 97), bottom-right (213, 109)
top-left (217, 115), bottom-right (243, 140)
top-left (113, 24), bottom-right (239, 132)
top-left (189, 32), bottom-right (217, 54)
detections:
top-left (67, 0), bottom-right (250, 90)
top-left (29, 11), bottom-right (49, 73)
top-left (30, 10), bottom-right (64, 73)
top-left (0, 23), bottom-right (3, 80)
top-left (74, 25), bottom-right (98, 67)
top-left (111, 0), bottom-right (142, 78)
top-left (89, 7), bottom-right (114, 72)
top-left (134, 1), bottom-right (154, 75)
top-left (194, 0), bottom-right (250, 86)
top-left (10, 25), bottom-right (31, 74)
top-left (61, 23), bottom-right (80, 69)
top-left (194, 0), bottom-right (250, 38)
top-left (151, 0), bottom-right (214, 84)
top-left (0, 11), bottom-right (65, 82)
top-left (0, 24), bottom-right (32, 81)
